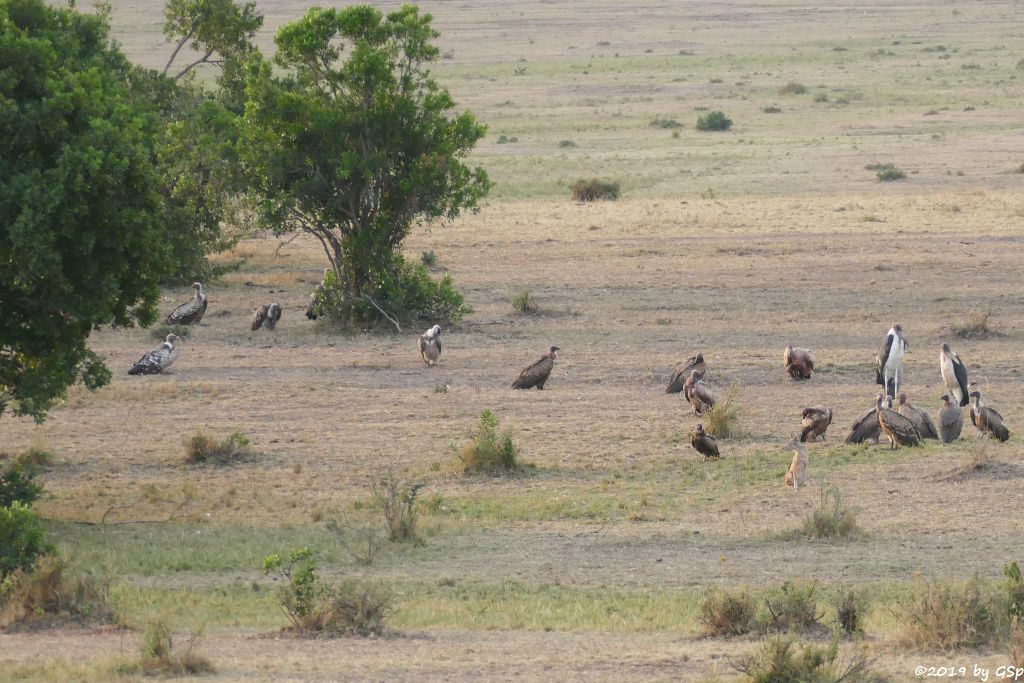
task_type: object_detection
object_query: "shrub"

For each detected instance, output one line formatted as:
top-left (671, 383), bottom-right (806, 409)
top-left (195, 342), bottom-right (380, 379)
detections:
top-left (372, 474), bottom-right (424, 543)
top-left (0, 462), bottom-right (42, 508)
top-left (455, 410), bottom-right (519, 475)
top-left (700, 587), bottom-right (757, 636)
top-left (649, 117), bottom-right (682, 129)
top-left (1005, 562), bottom-right (1024, 621)
top-left (802, 485), bottom-right (863, 540)
top-left (184, 430), bottom-right (250, 465)
top-left (814, 93), bottom-right (829, 103)
top-left (866, 163), bottom-right (906, 181)
top-left (696, 110), bottom-right (732, 131)
top-left (705, 385), bottom-right (741, 438)
top-left (1016, 162), bottom-right (1024, 174)
top-left (761, 580), bottom-right (824, 634)
top-left (834, 588), bottom-right (866, 635)
top-left (0, 555), bottom-right (112, 628)
top-left (952, 310), bottom-right (997, 339)
top-left (135, 620), bottom-right (214, 675)
top-left (734, 636), bottom-right (881, 683)
top-left (0, 502), bottom-right (53, 581)
top-left (420, 250), bottom-right (438, 269)
top-left (511, 290), bottom-right (536, 314)
top-left (779, 81), bottom-right (807, 95)
top-left (558, 139), bottom-right (577, 148)
top-left (496, 134), bottom-right (518, 144)
top-left (761, 105), bottom-right (783, 114)
top-left (570, 178), bottom-right (621, 202)
top-left (896, 576), bottom-right (1002, 649)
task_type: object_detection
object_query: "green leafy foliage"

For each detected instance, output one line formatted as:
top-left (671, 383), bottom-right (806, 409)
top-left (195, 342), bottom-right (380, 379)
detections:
top-left (0, 502), bottom-right (54, 581)
top-left (735, 636), bottom-right (881, 683)
top-left (570, 178), bottom-right (621, 201)
top-left (696, 110), bottom-right (733, 131)
top-left (0, 463), bottom-right (42, 508)
top-left (455, 410), bottom-right (519, 474)
top-left (242, 4), bottom-right (489, 328)
top-left (162, 0), bottom-right (263, 86)
top-left (372, 475), bottom-right (424, 544)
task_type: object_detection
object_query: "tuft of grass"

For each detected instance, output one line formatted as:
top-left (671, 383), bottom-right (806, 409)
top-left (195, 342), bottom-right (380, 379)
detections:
top-left (649, 117), bottom-right (682, 129)
top-left (760, 580), bottom-right (824, 634)
top-left (420, 250), bottom-right (438, 268)
top-left (734, 636), bottom-right (881, 683)
top-left (511, 289), bottom-right (537, 314)
top-left (801, 485), bottom-right (864, 540)
top-left (779, 81), bottom-right (807, 95)
top-left (12, 447), bottom-right (53, 472)
top-left (372, 475), bottom-right (424, 544)
top-left (495, 134), bottom-right (519, 144)
top-left (695, 110), bottom-right (732, 131)
top-left (761, 105), bottom-right (783, 114)
top-left (705, 385), bottom-right (741, 438)
top-left (454, 410), bottom-right (519, 475)
top-left (183, 430), bottom-right (250, 465)
top-left (865, 163), bottom-right (906, 182)
top-left (952, 310), bottom-right (997, 339)
top-left (896, 576), bottom-right (1003, 650)
top-left (700, 586), bottom-right (756, 636)
top-left (570, 178), bottom-right (621, 202)
top-left (834, 588), bottom-right (866, 635)
top-left (0, 555), bottom-right (112, 628)
top-left (149, 324), bottom-right (191, 341)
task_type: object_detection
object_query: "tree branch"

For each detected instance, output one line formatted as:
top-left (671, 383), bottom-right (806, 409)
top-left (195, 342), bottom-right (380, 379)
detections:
top-left (360, 294), bottom-right (401, 332)
top-left (174, 49), bottom-right (216, 80)
top-left (162, 26), bottom-right (196, 77)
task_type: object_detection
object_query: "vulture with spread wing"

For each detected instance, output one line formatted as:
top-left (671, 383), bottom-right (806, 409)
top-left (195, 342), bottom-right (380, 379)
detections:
top-left (665, 353), bottom-right (705, 394)
top-left (896, 393), bottom-right (939, 440)
top-left (800, 406), bottom-right (832, 443)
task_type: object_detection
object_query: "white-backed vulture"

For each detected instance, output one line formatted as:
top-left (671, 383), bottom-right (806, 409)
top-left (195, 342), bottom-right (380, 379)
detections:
top-left (938, 394), bottom-right (964, 444)
top-left (896, 393), bottom-right (939, 440)
top-left (876, 394), bottom-right (922, 449)
top-left (512, 346), bottom-right (559, 390)
top-left (969, 391), bottom-right (1010, 442)
top-left (164, 283), bottom-right (207, 325)
top-left (419, 325), bottom-right (442, 366)
top-left (876, 324), bottom-right (906, 397)
top-left (128, 334), bottom-right (180, 375)
top-left (939, 342), bottom-right (969, 407)
top-left (846, 405), bottom-right (881, 444)
top-left (784, 345), bottom-right (814, 380)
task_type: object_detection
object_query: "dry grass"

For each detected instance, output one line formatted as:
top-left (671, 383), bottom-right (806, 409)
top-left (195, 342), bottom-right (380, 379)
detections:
top-left (952, 310), bottom-right (998, 339)
top-left (704, 385), bottom-right (742, 438)
top-left (895, 577), bottom-right (1004, 650)
top-left (700, 586), bottom-right (756, 637)
top-left (133, 621), bottom-right (215, 676)
top-left (801, 485), bottom-right (864, 541)
top-left (0, 556), bottom-right (112, 629)
top-left (570, 179), bottom-right (620, 202)
top-left (183, 430), bottom-right (250, 465)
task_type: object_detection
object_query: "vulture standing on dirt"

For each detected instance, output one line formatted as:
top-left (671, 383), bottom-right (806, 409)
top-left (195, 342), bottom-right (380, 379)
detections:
top-left (683, 369), bottom-right (716, 416)
top-left (164, 282), bottom-right (207, 325)
top-left (691, 424), bottom-right (720, 462)
top-left (418, 325), bottom-right (442, 366)
top-left (875, 394), bottom-right (922, 449)
top-left (128, 334), bottom-right (180, 375)
top-left (938, 394), bottom-right (964, 444)
top-left (896, 393), bottom-right (939, 440)
top-left (784, 345), bottom-right (814, 380)
top-left (969, 391), bottom-right (1010, 442)
top-left (875, 324), bottom-right (906, 397)
top-left (251, 303), bottom-right (282, 331)
top-left (305, 268), bottom-right (331, 321)
top-left (845, 402), bottom-right (882, 444)
top-left (784, 436), bottom-right (808, 490)
top-left (939, 342), bottom-right (970, 407)
top-left (665, 353), bottom-right (705, 394)
top-left (799, 406), bottom-right (833, 443)
top-left (511, 346), bottom-right (559, 390)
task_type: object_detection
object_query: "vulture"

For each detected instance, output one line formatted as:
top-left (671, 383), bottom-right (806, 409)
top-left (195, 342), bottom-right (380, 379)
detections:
top-left (969, 391), bottom-right (1010, 442)
top-left (511, 346), bottom-right (559, 390)
top-left (800, 406), bottom-right (832, 443)
top-left (128, 334), bottom-right (180, 375)
top-left (251, 303), bottom-right (282, 331)
top-left (164, 282), bottom-right (207, 325)
top-left (665, 353), bottom-right (705, 394)
top-left (845, 404), bottom-right (881, 444)
top-left (306, 268), bottom-right (331, 321)
top-left (876, 394), bottom-right (921, 449)
top-left (939, 343), bottom-right (969, 407)
top-left (938, 394), bottom-right (964, 444)
top-left (691, 424), bottom-right (720, 462)
top-left (784, 345), bottom-right (814, 380)
top-left (418, 325), bottom-right (442, 366)
top-left (896, 393), bottom-right (939, 440)
top-left (784, 436), bottom-right (809, 490)
top-left (876, 324), bottom-right (907, 397)
top-left (683, 369), bottom-right (715, 416)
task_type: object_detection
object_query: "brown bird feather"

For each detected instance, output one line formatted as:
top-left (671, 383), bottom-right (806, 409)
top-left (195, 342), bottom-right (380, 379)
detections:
top-left (784, 345), bottom-right (814, 380)
top-left (691, 424), bottom-right (720, 461)
top-left (666, 353), bottom-right (705, 394)
top-left (683, 370), bottom-right (715, 415)
top-left (800, 406), bottom-right (832, 443)
top-left (512, 346), bottom-right (559, 390)
top-left (876, 394), bottom-right (922, 449)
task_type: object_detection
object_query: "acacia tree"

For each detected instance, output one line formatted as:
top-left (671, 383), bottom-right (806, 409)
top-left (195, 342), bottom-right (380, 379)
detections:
top-left (0, 0), bottom-right (169, 421)
top-left (243, 4), bottom-right (489, 328)
top-left (162, 0), bottom-right (262, 83)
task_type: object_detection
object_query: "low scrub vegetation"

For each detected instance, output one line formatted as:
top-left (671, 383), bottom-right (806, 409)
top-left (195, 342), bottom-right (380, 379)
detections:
top-left (183, 430), bottom-right (250, 465)
top-left (834, 588), bottom-right (866, 635)
top-left (570, 178), bottom-right (621, 202)
top-left (705, 385), bottom-right (742, 438)
top-left (0, 461), bottom-right (42, 508)
top-left (454, 410), bottom-right (520, 475)
top-left (779, 81), bottom-right (807, 95)
top-left (0, 555), bottom-right (112, 628)
top-left (801, 485), bottom-right (864, 540)
top-left (372, 474), bottom-right (424, 544)
top-left (511, 289), bottom-right (537, 314)
top-left (0, 502), bottom-right (53, 581)
top-left (734, 636), bottom-right (881, 683)
top-left (419, 250), bottom-right (438, 269)
top-left (125, 620), bottom-right (215, 676)
top-left (149, 324), bottom-right (191, 341)
top-left (952, 310), bottom-right (997, 339)
top-left (695, 110), bottom-right (732, 131)
top-left (896, 575), bottom-right (1002, 649)
top-left (866, 163), bottom-right (906, 182)
top-left (649, 117), bottom-right (682, 129)
top-left (761, 580), bottom-right (825, 634)
top-left (700, 586), bottom-right (757, 636)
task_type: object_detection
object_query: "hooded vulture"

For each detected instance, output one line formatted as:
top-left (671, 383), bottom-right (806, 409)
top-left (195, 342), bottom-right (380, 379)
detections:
top-left (128, 334), bottom-right (180, 375)
top-left (845, 404), bottom-right (881, 444)
top-left (784, 345), bottom-right (814, 380)
top-left (969, 391), bottom-right (1010, 442)
top-left (419, 325), bottom-right (442, 366)
top-left (939, 343), bottom-right (969, 407)
top-left (665, 353), bottom-right (705, 394)
top-left (251, 303), bottom-right (282, 331)
top-left (784, 436), bottom-right (809, 490)
top-left (683, 369), bottom-right (715, 415)
top-left (512, 346), bottom-right (559, 390)
top-left (691, 424), bottom-right (720, 462)
top-left (938, 394), bottom-right (964, 444)
top-left (896, 393), bottom-right (939, 440)
top-left (306, 268), bottom-right (331, 320)
top-left (164, 283), bottom-right (207, 325)
top-left (800, 406), bottom-right (832, 443)
top-left (876, 324), bottom-right (907, 397)
top-left (876, 394), bottom-right (921, 449)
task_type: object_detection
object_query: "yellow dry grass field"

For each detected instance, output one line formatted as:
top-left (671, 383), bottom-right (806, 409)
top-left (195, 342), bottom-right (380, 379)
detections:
top-left (2, 0), bottom-right (1024, 681)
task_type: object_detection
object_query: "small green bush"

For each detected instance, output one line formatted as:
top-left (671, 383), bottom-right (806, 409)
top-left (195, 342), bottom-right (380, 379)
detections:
top-left (700, 587), bottom-right (757, 636)
top-left (372, 475), bottom-right (424, 544)
top-left (705, 385), bottom-right (741, 438)
top-left (455, 410), bottom-right (519, 475)
top-left (649, 117), bottom-right (682, 129)
top-left (761, 105), bottom-right (783, 114)
top-left (761, 580), bottom-right (824, 634)
top-left (570, 178), bottom-right (621, 202)
top-left (834, 588), bottom-right (866, 635)
top-left (1006, 562), bottom-right (1024, 620)
top-left (134, 620), bottom-right (214, 675)
top-left (558, 139), bottom-right (577, 148)
top-left (814, 93), bottom-right (829, 103)
top-left (0, 555), bottom-right (112, 628)
top-left (779, 81), bottom-right (807, 95)
top-left (952, 310), bottom-right (997, 339)
top-left (866, 163), bottom-right (906, 182)
top-left (897, 576), bottom-right (1002, 649)
top-left (149, 324), bottom-right (191, 341)
top-left (184, 430), bottom-right (250, 465)
top-left (734, 636), bottom-right (881, 683)
top-left (802, 485), bottom-right (863, 540)
top-left (496, 134), bottom-right (519, 144)
top-left (0, 463), bottom-right (42, 508)
top-left (695, 110), bottom-right (732, 131)
top-left (511, 290), bottom-right (536, 314)
top-left (0, 502), bottom-right (54, 581)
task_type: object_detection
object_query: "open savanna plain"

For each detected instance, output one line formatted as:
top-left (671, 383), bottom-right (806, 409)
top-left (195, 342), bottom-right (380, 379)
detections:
top-left (3, 0), bottom-right (1024, 680)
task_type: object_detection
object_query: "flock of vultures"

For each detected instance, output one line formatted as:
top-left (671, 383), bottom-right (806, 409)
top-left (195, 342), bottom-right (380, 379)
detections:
top-left (129, 283), bottom-right (1012, 487)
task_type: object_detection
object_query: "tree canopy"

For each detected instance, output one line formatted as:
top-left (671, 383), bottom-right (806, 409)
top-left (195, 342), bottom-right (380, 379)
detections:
top-left (242, 4), bottom-right (489, 327)
top-left (0, 0), bottom-right (169, 420)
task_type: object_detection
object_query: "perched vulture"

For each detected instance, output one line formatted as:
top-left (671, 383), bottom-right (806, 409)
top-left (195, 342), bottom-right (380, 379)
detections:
top-left (939, 343), bottom-right (969, 407)
top-left (845, 405), bottom-right (881, 444)
top-left (969, 391), bottom-right (1010, 442)
top-left (418, 325), bottom-right (442, 366)
top-left (784, 345), bottom-right (814, 380)
top-left (683, 369), bottom-right (715, 416)
top-left (691, 424), bottom-right (720, 462)
top-left (128, 334), bottom-right (180, 375)
top-left (876, 394), bottom-right (921, 449)
top-left (784, 436), bottom-right (808, 490)
top-left (511, 346), bottom-right (559, 390)
top-left (876, 324), bottom-right (907, 397)
top-left (665, 353), bottom-right (705, 394)
top-left (164, 282), bottom-right (207, 325)
top-left (800, 406), bottom-right (832, 443)
top-left (896, 393), bottom-right (939, 440)
top-left (938, 394), bottom-right (964, 444)
top-left (306, 268), bottom-right (331, 321)
top-left (251, 303), bottom-right (282, 331)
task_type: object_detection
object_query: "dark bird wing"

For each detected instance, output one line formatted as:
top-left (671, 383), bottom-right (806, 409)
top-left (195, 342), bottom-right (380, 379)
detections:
top-left (692, 434), bottom-right (720, 458)
top-left (953, 358), bottom-right (969, 406)
top-left (939, 404), bottom-right (964, 443)
top-left (875, 333), bottom-right (894, 386)
top-left (166, 298), bottom-right (205, 325)
top-left (418, 335), bottom-right (428, 356)
top-left (666, 356), bottom-right (704, 394)
top-left (251, 305), bottom-right (269, 331)
top-left (879, 409), bottom-right (922, 446)
top-left (512, 356), bottom-right (554, 389)
top-left (980, 407), bottom-right (1010, 442)
top-left (435, 335), bottom-right (441, 356)
top-left (846, 408), bottom-right (880, 443)
top-left (917, 408), bottom-right (939, 440)
top-left (688, 381), bottom-right (716, 413)
top-left (129, 344), bottom-right (171, 375)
